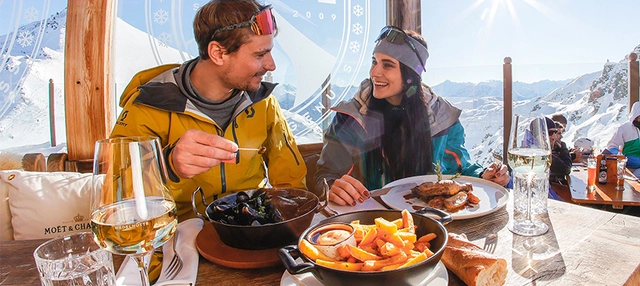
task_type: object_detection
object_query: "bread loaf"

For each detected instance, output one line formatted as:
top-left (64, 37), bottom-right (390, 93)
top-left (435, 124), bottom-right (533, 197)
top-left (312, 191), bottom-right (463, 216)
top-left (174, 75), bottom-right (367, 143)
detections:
top-left (441, 233), bottom-right (507, 286)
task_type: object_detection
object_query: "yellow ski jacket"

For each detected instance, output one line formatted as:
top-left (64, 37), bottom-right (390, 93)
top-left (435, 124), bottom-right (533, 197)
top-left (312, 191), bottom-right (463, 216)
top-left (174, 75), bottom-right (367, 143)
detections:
top-left (111, 62), bottom-right (307, 222)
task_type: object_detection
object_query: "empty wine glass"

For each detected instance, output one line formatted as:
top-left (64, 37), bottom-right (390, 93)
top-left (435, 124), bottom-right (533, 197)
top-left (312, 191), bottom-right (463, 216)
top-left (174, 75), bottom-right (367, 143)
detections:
top-left (507, 114), bottom-right (551, 236)
top-left (90, 136), bottom-right (178, 285)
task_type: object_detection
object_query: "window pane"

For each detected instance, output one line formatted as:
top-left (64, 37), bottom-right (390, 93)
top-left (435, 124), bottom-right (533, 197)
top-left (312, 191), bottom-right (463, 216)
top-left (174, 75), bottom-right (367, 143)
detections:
top-left (421, 0), bottom-right (640, 166)
top-left (0, 1), bottom-right (68, 150)
top-left (114, 0), bottom-right (385, 143)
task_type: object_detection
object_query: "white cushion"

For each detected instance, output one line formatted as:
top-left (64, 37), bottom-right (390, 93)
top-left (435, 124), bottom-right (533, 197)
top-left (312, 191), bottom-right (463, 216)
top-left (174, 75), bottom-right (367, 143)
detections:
top-left (0, 171), bottom-right (93, 240)
top-left (0, 173), bottom-right (13, 241)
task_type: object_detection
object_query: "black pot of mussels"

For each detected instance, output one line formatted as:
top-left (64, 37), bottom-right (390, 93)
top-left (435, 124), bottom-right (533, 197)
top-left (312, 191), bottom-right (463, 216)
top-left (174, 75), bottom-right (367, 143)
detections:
top-left (192, 187), bottom-right (323, 250)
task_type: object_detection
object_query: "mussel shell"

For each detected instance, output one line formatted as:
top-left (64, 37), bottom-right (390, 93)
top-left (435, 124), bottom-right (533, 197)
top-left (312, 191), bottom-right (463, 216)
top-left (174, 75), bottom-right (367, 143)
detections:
top-left (203, 188), bottom-right (318, 250)
top-left (235, 192), bottom-right (250, 203)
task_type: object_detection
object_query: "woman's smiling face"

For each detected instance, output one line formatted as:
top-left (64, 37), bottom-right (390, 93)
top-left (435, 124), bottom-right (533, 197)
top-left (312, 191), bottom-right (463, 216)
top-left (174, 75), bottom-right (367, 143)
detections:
top-left (370, 52), bottom-right (404, 106)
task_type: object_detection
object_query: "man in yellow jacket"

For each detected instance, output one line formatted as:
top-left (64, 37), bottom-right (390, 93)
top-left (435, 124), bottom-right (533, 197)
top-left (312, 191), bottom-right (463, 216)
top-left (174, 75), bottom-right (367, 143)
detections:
top-left (111, 0), bottom-right (306, 222)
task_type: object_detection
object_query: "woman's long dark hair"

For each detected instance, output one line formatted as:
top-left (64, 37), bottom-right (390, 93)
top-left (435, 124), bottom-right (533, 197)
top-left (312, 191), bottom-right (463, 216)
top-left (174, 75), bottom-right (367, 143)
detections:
top-left (361, 32), bottom-right (434, 188)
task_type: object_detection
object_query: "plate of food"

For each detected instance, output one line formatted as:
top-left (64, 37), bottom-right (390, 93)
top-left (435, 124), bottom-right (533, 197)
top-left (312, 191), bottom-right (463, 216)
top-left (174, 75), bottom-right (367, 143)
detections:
top-left (380, 175), bottom-right (509, 220)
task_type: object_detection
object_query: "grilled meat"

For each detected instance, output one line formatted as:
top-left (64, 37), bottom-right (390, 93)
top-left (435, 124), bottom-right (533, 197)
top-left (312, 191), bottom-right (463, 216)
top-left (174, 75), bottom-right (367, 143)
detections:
top-left (444, 192), bottom-right (468, 210)
top-left (411, 179), bottom-right (477, 213)
top-left (411, 180), bottom-right (473, 198)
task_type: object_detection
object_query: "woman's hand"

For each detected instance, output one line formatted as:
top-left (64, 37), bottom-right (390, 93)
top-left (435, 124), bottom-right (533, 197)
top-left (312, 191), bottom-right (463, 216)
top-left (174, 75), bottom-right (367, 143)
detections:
top-left (329, 175), bottom-right (370, 206)
top-left (481, 162), bottom-right (510, 186)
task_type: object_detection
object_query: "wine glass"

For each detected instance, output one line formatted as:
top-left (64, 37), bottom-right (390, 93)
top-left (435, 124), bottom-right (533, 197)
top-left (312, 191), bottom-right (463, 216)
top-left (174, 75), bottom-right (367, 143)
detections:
top-left (90, 136), bottom-right (178, 285)
top-left (507, 114), bottom-right (551, 236)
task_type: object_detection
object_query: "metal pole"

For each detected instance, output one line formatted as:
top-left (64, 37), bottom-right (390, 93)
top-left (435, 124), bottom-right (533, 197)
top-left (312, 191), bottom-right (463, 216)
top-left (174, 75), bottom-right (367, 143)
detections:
top-left (629, 53), bottom-right (639, 110)
top-left (49, 79), bottom-right (57, 147)
top-left (503, 57), bottom-right (513, 165)
top-left (321, 74), bottom-right (332, 131)
top-left (386, 0), bottom-right (421, 32)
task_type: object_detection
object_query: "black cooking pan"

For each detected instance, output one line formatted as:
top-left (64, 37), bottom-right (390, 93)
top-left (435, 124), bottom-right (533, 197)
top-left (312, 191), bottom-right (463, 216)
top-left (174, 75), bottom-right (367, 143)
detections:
top-left (278, 208), bottom-right (451, 286)
top-left (192, 187), bottom-right (323, 250)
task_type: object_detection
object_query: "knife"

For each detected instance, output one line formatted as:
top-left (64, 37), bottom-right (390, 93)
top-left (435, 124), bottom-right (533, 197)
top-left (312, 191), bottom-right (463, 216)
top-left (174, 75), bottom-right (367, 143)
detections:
top-left (370, 182), bottom-right (420, 198)
top-left (370, 182), bottom-right (419, 209)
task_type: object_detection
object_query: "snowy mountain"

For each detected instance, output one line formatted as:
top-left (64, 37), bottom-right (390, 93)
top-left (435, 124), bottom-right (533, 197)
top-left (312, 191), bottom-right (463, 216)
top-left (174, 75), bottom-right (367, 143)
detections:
top-left (0, 8), bottom-right (324, 151)
top-left (432, 79), bottom-right (571, 101)
top-left (0, 9), bottom-right (68, 152)
top-left (1, 8), bottom-right (639, 172)
top-left (459, 45), bottom-right (640, 166)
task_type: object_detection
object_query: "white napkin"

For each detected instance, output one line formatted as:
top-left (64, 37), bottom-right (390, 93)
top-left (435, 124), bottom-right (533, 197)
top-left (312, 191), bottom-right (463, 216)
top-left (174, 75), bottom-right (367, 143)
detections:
top-left (326, 197), bottom-right (387, 215)
top-left (115, 218), bottom-right (204, 286)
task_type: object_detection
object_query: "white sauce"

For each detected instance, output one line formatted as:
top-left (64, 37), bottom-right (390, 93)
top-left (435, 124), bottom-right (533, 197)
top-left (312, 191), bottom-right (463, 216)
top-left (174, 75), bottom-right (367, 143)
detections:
top-left (317, 229), bottom-right (351, 245)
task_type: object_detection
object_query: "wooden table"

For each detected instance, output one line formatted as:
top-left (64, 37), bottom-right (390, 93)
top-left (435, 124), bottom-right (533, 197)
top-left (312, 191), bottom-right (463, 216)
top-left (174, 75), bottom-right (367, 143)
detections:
top-left (567, 165), bottom-right (640, 208)
top-left (2, 199), bottom-right (640, 286)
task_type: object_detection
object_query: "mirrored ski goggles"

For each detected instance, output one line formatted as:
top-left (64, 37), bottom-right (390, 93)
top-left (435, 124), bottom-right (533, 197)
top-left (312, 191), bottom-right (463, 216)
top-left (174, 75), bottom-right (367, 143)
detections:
top-left (376, 25), bottom-right (427, 72)
top-left (210, 5), bottom-right (277, 40)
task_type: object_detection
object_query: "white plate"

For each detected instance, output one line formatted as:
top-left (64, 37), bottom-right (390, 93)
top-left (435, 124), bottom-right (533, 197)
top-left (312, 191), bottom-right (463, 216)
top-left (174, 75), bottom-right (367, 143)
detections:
top-left (380, 175), bottom-right (509, 220)
top-left (280, 261), bottom-right (448, 286)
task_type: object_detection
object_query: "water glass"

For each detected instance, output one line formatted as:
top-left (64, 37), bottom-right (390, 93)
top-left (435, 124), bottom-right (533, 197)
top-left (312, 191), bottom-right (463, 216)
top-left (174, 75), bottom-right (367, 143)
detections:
top-left (33, 232), bottom-right (116, 286)
top-left (616, 157), bottom-right (628, 191)
top-left (586, 156), bottom-right (597, 192)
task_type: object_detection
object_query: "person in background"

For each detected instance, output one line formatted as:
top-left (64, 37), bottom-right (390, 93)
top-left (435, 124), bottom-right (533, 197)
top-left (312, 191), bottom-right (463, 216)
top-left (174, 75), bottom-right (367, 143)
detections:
top-left (606, 101), bottom-right (640, 177)
top-left (549, 120), bottom-right (573, 186)
top-left (110, 0), bottom-right (306, 222)
top-left (524, 117), bottom-right (566, 200)
top-left (551, 113), bottom-right (586, 162)
top-left (550, 113), bottom-right (567, 128)
top-left (313, 26), bottom-right (510, 206)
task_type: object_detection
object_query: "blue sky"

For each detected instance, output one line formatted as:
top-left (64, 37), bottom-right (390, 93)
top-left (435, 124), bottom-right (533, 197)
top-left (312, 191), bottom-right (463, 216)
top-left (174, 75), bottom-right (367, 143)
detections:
top-left (421, 0), bottom-right (640, 84)
top-left (2, 0), bottom-right (639, 85)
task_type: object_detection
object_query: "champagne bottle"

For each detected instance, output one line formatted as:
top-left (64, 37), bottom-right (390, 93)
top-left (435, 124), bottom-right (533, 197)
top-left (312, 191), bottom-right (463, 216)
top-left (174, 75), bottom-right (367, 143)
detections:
top-left (598, 157), bottom-right (607, 184)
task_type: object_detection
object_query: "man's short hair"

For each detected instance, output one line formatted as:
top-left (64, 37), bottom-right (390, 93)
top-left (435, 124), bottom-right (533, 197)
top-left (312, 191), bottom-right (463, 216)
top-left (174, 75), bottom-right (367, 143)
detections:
top-left (193, 0), bottom-right (271, 59)
top-left (551, 113), bottom-right (567, 126)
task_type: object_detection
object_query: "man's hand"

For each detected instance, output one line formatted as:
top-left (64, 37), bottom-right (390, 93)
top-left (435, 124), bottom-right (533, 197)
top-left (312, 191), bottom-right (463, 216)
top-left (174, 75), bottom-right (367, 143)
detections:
top-left (571, 147), bottom-right (585, 162)
top-left (481, 162), bottom-right (510, 186)
top-left (329, 175), bottom-right (370, 206)
top-left (171, 129), bottom-right (238, 178)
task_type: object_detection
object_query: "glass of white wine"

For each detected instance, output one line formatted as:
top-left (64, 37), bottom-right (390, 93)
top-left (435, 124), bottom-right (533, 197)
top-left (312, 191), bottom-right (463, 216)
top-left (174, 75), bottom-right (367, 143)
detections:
top-left (90, 136), bottom-right (178, 285)
top-left (507, 114), bottom-right (552, 236)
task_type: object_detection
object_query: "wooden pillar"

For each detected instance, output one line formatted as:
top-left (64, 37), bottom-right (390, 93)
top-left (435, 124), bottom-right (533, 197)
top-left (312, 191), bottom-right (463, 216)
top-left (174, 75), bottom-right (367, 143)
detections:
top-left (386, 0), bottom-right (421, 32)
top-left (630, 53), bottom-right (639, 109)
top-left (503, 57), bottom-right (513, 164)
top-left (64, 0), bottom-right (114, 161)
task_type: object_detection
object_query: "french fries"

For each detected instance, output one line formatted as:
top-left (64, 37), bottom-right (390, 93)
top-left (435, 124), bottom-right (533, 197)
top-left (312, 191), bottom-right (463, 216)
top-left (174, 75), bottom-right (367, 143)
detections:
top-left (298, 209), bottom-right (438, 272)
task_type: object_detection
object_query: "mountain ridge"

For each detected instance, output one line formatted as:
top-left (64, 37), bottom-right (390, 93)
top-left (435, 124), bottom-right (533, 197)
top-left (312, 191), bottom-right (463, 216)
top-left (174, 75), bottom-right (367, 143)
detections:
top-left (1, 7), bottom-right (639, 169)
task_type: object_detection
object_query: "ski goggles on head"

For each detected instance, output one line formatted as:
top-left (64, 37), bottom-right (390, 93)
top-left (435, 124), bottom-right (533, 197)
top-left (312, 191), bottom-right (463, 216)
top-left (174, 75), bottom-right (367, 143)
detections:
top-left (210, 5), bottom-right (277, 40)
top-left (374, 25), bottom-right (428, 74)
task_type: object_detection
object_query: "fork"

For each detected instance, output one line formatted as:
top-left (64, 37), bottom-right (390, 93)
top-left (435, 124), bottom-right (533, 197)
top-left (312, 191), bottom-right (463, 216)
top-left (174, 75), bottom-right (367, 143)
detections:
top-left (322, 178), bottom-right (338, 217)
top-left (164, 230), bottom-right (183, 280)
top-left (483, 233), bottom-right (497, 254)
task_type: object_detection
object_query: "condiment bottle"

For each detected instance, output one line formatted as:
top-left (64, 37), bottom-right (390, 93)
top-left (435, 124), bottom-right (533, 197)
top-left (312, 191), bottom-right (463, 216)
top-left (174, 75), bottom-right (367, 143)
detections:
top-left (598, 156), bottom-right (608, 184)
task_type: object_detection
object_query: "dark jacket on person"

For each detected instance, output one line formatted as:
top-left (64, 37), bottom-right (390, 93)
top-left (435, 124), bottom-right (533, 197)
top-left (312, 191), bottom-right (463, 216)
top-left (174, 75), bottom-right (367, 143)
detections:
top-left (550, 141), bottom-right (573, 183)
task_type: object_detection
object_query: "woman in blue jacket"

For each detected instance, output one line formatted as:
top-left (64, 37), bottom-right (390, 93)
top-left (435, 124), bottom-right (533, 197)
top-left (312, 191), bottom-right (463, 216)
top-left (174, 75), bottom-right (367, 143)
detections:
top-left (313, 26), bottom-right (510, 206)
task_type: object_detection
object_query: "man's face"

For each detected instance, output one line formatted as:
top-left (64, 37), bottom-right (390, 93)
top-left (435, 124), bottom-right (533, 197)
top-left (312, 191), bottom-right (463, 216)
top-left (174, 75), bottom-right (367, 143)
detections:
top-left (549, 128), bottom-right (563, 146)
top-left (221, 34), bottom-right (276, 92)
